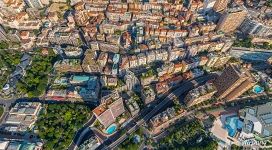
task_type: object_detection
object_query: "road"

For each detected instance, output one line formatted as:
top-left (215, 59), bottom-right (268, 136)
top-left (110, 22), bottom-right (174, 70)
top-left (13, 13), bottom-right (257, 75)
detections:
top-left (97, 74), bottom-right (216, 150)
top-left (0, 98), bottom-right (17, 108)
top-left (68, 114), bottom-right (96, 150)
top-left (230, 47), bottom-right (272, 62)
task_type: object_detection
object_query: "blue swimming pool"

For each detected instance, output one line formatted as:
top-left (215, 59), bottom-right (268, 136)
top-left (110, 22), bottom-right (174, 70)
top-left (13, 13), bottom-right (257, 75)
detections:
top-left (105, 124), bottom-right (117, 134)
top-left (253, 85), bottom-right (264, 94)
top-left (225, 116), bottom-right (243, 137)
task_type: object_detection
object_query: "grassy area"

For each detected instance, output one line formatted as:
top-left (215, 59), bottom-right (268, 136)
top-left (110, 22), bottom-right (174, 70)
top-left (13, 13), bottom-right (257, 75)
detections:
top-left (35, 104), bottom-right (92, 150)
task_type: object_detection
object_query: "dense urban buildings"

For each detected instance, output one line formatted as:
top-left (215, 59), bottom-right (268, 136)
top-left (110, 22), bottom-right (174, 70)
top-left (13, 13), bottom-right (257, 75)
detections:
top-left (0, 0), bottom-right (271, 149)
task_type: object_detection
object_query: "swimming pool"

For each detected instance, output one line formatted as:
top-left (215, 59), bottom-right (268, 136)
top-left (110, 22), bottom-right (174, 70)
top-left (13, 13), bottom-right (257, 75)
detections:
top-left (225, 116), bottom-right (243, 137)
top-left (105, 124), bottom-right (117, 134)
top-left (253, 85), bottom-right (264, 94)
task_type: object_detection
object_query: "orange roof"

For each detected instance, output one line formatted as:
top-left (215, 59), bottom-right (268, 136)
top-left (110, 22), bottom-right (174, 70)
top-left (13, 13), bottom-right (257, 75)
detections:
top-left (93, 104), bottom-right (107, 116)
top-left (20, 31), bottom-right (29, 37)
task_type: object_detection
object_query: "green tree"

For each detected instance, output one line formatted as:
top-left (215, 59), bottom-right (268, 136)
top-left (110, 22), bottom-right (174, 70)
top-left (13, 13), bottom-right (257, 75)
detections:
top-left (0, 41), bottom-right (9, 49)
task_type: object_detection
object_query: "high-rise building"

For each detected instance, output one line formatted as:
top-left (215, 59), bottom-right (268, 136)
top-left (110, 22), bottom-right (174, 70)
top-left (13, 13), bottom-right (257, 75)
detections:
top-left (213, 64), bottom-right (256, 102)
top-left (124, 70), bottom-right (140, 91)
top-left (216, 6), bottom-right (247, 33)
top-left (24, 0), bottom-right (44, 9)
top-left (213, 0), bottom-right (229, 12)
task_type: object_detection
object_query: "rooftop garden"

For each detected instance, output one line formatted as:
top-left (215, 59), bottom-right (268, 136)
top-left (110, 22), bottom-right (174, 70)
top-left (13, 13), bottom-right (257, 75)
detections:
top-left (141, 69), bottom-right (156, 79)
top-left (35, 103), bottom-right (92, 150)
top-left (131, 93), bottom-right (144, 109)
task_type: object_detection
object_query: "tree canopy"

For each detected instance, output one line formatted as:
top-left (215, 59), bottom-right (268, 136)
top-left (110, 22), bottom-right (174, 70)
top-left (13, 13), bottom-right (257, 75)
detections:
top-left (36, 104), bottom-right (92, 150)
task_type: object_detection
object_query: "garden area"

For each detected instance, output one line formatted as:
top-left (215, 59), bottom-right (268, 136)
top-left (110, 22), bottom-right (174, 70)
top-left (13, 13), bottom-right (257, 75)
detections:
top-left (141, 68), bottom-right (157, 79)
top-left (35, 103), bottom-right (92, 150)
top-left (0, 50), bottom-right (22, 88)
top-left (233, 37), bottom-right (272, 50)
top-left (155, 120), bottom-right (218, 150)
top-left (119, 128), bottom-right (144, 150)
top-left (16, 48), bottom-right (57, 97)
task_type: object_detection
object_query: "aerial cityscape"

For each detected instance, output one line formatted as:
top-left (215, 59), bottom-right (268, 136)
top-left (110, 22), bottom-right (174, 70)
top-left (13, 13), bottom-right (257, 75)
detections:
top-left (0, 0), bottom-right (271, 149)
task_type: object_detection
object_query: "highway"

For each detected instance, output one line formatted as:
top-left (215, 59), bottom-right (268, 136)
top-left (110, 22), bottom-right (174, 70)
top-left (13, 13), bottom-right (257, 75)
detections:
top-left (98, 74), bottom-right (216, 150)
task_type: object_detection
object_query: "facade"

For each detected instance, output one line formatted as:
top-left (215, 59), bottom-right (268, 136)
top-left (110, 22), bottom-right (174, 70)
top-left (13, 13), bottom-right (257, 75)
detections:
top-left (213, 64), bottom-right (256, 102)
top-left (185, 82), bottom-right (217, 107)
top-left (24, 0), bottom-right (44, 8)
top-left (216, 6), bottom-right (247, 33)
top-left (213, 0), bottom-right (229, 12)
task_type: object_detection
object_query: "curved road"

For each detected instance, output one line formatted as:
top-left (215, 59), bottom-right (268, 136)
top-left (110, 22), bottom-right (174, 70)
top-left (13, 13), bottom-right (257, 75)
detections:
top-left (68, 114), bottom-right (96, 150)
top-left (97, 74), bottom-right (216, 150)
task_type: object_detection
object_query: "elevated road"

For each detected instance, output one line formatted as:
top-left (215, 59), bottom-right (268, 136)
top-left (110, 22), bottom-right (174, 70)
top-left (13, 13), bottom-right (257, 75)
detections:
top-left (230, 47), bottom-right (272, 62)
